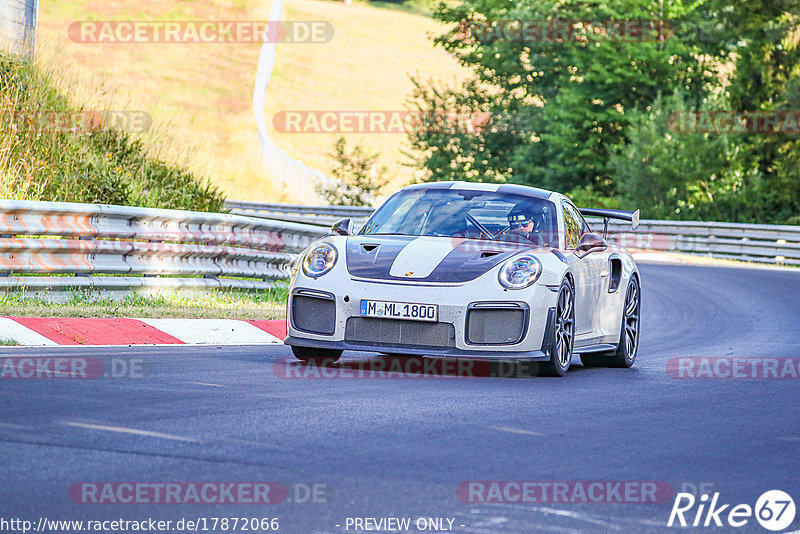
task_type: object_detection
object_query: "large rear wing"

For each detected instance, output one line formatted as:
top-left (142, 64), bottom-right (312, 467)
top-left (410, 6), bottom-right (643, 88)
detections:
top-left (579, 208), bottom-right (640, 237)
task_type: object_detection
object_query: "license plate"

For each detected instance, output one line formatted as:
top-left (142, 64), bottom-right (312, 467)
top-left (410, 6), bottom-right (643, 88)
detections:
top-left (360, 300), bottom-right (438, 322)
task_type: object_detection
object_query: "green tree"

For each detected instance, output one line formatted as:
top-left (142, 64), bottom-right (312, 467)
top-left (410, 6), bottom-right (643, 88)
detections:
top-left (318, 137), bottom-right (389, 206)
top-left (666, 0), bottom-right (800, 223)
top-left (408, 0), bottom-right (800, 223)
top-left (705, 0), bottom-right (800, 223)
top-left (610, 92), bottom-right (758, 220)
top-left (405, 77), bottom-right (520, 183)
top-left (409, 0), bottom-right (723, 193)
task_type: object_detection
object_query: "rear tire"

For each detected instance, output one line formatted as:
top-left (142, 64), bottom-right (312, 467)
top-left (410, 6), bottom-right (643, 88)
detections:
top-left (291, 346), bottom-right (342, 365)
top-left (580, 276), bottom-right (640, 368)
top-left (538, 278), bottom-right (575, 377)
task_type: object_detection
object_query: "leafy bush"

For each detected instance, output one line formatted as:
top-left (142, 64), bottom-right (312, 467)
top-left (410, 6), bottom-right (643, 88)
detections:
top-left (316, 136), bottom-right (389, 206)
top-left (408, 0), bottom-right (800, 224)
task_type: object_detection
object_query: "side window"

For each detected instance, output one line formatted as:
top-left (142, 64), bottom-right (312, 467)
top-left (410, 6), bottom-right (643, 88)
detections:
top-left (562, 202), bottom-right (583, 249)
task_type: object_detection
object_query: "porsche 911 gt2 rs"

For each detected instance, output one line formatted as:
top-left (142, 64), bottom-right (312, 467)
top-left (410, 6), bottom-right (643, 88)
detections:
top-left (285, 181), bottom-right (641, 376)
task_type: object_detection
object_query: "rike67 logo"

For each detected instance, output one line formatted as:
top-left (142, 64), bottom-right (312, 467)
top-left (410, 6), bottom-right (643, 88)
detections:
top-left (668, 490), bottom-right (796, 531)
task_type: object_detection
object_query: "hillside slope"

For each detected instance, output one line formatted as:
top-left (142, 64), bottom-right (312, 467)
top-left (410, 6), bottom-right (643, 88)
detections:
top-left (36, 0), bottom-right (467, 203)
top-left (0, 52), bottom-right (224, 211)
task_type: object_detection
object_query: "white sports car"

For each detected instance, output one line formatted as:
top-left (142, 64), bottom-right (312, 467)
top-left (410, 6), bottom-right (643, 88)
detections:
top-left (285, 181), bottom-right (641, 376)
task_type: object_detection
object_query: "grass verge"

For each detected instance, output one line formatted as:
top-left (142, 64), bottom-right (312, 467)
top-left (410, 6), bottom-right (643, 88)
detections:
top-left (0, 52), bottom-right (225, 211)
top-left (36, 0), bottom-right (468, 203)
top-left (0, 287), bottom-right (289, 320)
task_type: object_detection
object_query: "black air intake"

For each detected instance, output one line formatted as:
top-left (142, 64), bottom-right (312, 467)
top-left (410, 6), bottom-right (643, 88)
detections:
top-left (345, 317), bottom-right (455, 348)
top-left (291, 290), bottom-right (336, 335)
top-left (466, 304), bottom-right (527, 345)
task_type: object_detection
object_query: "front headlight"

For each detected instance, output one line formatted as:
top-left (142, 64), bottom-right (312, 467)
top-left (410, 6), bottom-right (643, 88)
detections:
top-left (498, 254), bottom-right (542, 290)
top-left (301, 243), bottom-right (338, 278)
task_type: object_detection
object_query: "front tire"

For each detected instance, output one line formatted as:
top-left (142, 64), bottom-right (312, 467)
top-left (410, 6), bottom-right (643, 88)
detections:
top-left (291, 346), bottom-right (342, 365)
top-left (581, 275), bottom-right (640, 368)
top-left (539, 278), bottom-right (575, 377)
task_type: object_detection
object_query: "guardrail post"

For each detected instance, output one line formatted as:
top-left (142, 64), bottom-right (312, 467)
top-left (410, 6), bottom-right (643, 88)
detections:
top-left (0, 0), bottom-right (39, 60)
top-left (0, 230), bottom-right (9, 277)
top-left (74, 235), bottom-right (92, 276)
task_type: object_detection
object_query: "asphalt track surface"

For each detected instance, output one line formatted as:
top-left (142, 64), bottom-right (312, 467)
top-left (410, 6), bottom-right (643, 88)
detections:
top-left (1, 263), bottom-right (798, 534)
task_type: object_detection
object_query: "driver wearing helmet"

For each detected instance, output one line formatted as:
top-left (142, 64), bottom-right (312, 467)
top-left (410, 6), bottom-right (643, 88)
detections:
top-left (501, 203), bottom-right (550, 246)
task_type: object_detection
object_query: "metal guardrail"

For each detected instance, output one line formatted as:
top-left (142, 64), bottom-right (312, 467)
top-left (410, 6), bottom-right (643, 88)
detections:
top-left (1, 199), bottom-right (797, 298)
top-left (0, 199), bottom-right (327, 294)
top-left (229, 201), bottom-right (800, 266)
top-left (226, 201), bottom-right (373, 228)
top-left (594, 218), bottom-right (800, 266)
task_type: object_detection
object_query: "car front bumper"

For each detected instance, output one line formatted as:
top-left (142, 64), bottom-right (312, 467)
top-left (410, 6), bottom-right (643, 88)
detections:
top-left (285, 274), bottom-right (558, 360)
top-left (285, 335), bottom-right (550, 360)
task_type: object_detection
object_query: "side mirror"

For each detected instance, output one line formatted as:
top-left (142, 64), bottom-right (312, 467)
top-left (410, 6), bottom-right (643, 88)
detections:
top-left (331, 218), bottom-right (354, 236)
top-left (575, 232), bottom-right (607, 257)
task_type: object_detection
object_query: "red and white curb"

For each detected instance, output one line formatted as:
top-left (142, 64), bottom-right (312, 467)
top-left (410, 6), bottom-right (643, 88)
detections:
top-left (0, 317), bottom-right (287, 346)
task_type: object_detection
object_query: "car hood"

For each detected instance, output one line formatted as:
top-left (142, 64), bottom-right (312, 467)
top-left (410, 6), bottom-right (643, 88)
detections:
top-left (345, 235), bottom-right (537, 283)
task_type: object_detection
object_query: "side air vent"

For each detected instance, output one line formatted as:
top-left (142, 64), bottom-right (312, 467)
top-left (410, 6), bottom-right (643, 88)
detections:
top-left (291, 289), bottom-right (336, 335)
top-left (608, 257), bottom-right (623, 293)
top-left (466, 302), bottom-right (528, 345)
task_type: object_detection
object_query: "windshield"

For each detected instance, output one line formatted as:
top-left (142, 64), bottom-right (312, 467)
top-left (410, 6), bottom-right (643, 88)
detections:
top-left (360, 188), bottom-right (558, 245)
